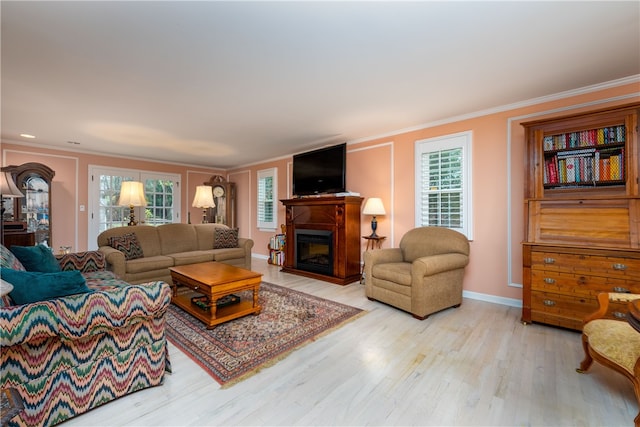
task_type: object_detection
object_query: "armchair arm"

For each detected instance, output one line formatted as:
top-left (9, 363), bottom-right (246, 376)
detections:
top-left (98, 246), bottom-right (126, 279)
top-left (365, 248), bottom-right (404, 266)
top-left (583, 292), bottom-right (640, 324)
top-left (412, 253), bottom-right (470, 278)
top-left (55, 251), bottom-right (106, 273)
top-left (363, 248), bottom-right (404, 290)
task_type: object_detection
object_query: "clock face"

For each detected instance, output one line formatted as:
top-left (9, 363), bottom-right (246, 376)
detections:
top-left (213, 186), bottom-right (225, 198)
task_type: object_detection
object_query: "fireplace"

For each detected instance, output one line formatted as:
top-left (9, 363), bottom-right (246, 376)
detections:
top-left (281, 196), bottom-right (362, 285)
top-left (295, 229), bottom-right (333, 276)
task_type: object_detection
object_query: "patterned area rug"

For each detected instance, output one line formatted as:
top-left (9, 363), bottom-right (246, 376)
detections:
top-left (165, 282), bottom-right (365, 387)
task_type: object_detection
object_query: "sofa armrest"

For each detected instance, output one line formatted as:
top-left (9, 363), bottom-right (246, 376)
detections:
top-left (238, 237), bottom-right (254, 268)
top-left (55, 251), bottom-right (106, 273)
top-left (98, 246), bottom-right (127, 278)
top-left (412, 253), bottom-right (470, 278)
top-left (0, 281), bottom-right (171, 347)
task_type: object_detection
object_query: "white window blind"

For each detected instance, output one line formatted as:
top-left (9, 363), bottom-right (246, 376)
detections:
top-left (415, 132), bottom-right (472, 239)
top-left (257, 168), bottom-right (277, 229)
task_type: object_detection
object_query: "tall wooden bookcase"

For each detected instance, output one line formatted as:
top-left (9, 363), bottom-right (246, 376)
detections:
top-left (522, 103), bottom-right (640, 330)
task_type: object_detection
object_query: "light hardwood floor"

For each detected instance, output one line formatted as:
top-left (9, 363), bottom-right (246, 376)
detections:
top-left (66, 259), bottom-right (637, 426)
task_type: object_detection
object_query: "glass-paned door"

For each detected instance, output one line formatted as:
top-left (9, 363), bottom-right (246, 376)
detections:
top-left (88, 166), bottom-right (180, 249)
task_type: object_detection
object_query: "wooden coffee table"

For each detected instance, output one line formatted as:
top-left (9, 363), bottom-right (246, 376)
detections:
top-left (169, 262), bottom-right (263, 328)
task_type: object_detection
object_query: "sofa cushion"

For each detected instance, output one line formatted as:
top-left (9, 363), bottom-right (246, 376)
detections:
top-left (108, 232), bottom-right (144, 260)
top-left (10, 244), bottom-right (62, 273)
top-left (0, 243), bottom-right (26, 271)
top-left (157, 223), bottom-right (198, 255)
top-left (372, 262), bottom-right (413, 286)
top-left (194, 223), bottom-right (227, 250)
top-left (125, 255), bottom-right (174, 274)
top-left (214, 228), bottom-right (239, 249)
top-left (169, 251), bottom-right (213, 266)
top-left (1, 268), bottom-right (92, 305)
top-left (210, 247), bottom-right (246, 261)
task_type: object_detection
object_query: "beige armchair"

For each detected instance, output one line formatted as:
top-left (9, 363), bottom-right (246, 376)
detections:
top-left (364, 226), bottom-right (470, 319)
top-left (576, 292), bottom-right (640, 427)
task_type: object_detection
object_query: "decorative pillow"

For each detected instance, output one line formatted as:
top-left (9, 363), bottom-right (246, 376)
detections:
top-left (108, 233), bottom-right (144, 260)
top-left (1, 269), bottom-right (91, 305)
top-left (10, 244), bottom-right (61, 273)
top-left (214, 228), bottom-right (239, 249)
top-left (0, 244), bottom-right (26, 271)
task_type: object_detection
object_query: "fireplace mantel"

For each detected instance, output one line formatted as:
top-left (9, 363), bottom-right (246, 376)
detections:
top-left (281, 196), bottom-right (363, 285)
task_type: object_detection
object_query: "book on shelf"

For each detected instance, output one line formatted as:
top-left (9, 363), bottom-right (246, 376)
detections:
top-left (544, 144), bottom-right (626, 185)
top-left (544, 125), bottom-right (626, 152)
top-left (269, 234), bottom-right (286, 251)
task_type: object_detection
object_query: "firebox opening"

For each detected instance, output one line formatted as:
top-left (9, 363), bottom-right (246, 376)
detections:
top-left (295, 229), bottom-right (333, 276)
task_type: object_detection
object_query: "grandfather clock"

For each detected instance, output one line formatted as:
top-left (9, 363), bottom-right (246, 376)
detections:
top-left (204, 175), bottom-right (236, 228)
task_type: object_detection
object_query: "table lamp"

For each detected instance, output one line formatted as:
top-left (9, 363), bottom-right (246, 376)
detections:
top-left (118, 181), bottom-right (147, 226)
top-left (1, 170), bottom-right (24, 218)
top-left (363, 197), bottom-right (386, 238)
top-left (192, 185), bottom-right (215, 223)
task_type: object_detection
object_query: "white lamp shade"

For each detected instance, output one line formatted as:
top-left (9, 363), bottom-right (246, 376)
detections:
top-left (0, 171), bottom-right (24, 198)
top-left (118, 181), bottom-right (147, 207)
top-left (192, 185), bottom-right (215, 208)
top-left (363, 197), bottom-right (386, 216)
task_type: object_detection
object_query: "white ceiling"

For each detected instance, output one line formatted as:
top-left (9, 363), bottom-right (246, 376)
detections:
top-left (2, 1), bottom-right (639, 169)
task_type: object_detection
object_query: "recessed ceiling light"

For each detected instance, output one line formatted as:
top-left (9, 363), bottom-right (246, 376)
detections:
top-left (20, 133), bottom-right (36, 139)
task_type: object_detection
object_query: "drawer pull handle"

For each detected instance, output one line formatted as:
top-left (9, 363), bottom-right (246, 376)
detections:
top-left (612, 286), bottom-right (630, 293)
top-left (543, 278), bottom-right (555, 284)
top-left (577, 276), bottom-right (587, 285)
top-left (543, 257), bottom-right (555, 264)
top-left (543, 299), bottom-right (556, 307)
top-left (612, 263), bottom-right (627, 271)
top-left (612, 311), bottom-right (626, 319)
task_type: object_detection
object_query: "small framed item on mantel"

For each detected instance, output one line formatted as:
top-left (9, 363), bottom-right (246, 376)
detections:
top-left (204, 175), bottom-right (236, 228)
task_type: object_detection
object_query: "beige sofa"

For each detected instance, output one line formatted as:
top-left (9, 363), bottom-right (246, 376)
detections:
top-left (98, 223), bottom-right (254, 284)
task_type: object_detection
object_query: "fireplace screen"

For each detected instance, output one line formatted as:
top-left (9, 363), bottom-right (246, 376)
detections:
top-left (295, 229), bottom-right (333, 275)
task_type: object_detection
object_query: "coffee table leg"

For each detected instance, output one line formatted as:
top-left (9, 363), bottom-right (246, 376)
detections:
top-left (252, 286), bottom-right (261, 314)
top-left (209, 297), bottom-right (218, 320)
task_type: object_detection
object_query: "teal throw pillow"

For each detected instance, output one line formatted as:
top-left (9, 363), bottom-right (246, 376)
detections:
top-left (10, 244), bottom-right (61, 273)
top-left (1, 268), bottom-right (91, 305)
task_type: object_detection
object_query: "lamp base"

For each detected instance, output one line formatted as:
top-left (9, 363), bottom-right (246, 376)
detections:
top-left (368, 216), bottom-right (379, 239)
top-left (127, 206), bottom-right (137, 226)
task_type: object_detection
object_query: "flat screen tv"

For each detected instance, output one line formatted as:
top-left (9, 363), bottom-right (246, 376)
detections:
top-left (292, 143), bottom-right (346, 196)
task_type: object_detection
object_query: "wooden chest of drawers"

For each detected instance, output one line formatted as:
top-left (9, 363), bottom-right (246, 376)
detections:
top-left (522, 244), bottom-right (640, 330)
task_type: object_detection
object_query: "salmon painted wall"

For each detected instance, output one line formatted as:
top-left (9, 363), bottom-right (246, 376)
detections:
top-left (2, 80), bottom-right (638, 305)
top-left (229, 81), bottom-right (639, 305)
top-left (1, 146), bottom-right (223, 251)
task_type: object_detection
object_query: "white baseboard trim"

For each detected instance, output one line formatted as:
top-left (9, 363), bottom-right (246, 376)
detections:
top-left (256, 255), bottom-right (524, 308)
top-left (463, 290), bottom-right (522, 308)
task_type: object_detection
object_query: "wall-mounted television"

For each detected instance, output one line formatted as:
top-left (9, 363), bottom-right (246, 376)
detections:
top-left (292, 143), bottom-right (346, 196)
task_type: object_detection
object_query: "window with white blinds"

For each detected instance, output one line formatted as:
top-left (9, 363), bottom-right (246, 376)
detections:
top-left (257, 167), bottom-right (277, 230)
top-left (415, 132), bottom-right (472, 239)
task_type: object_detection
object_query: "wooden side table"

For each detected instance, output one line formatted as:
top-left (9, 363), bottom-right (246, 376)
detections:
top-left (361, 235), bottom-right (386, 283)
top-left (363, 235), bottom-right (386, 250)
